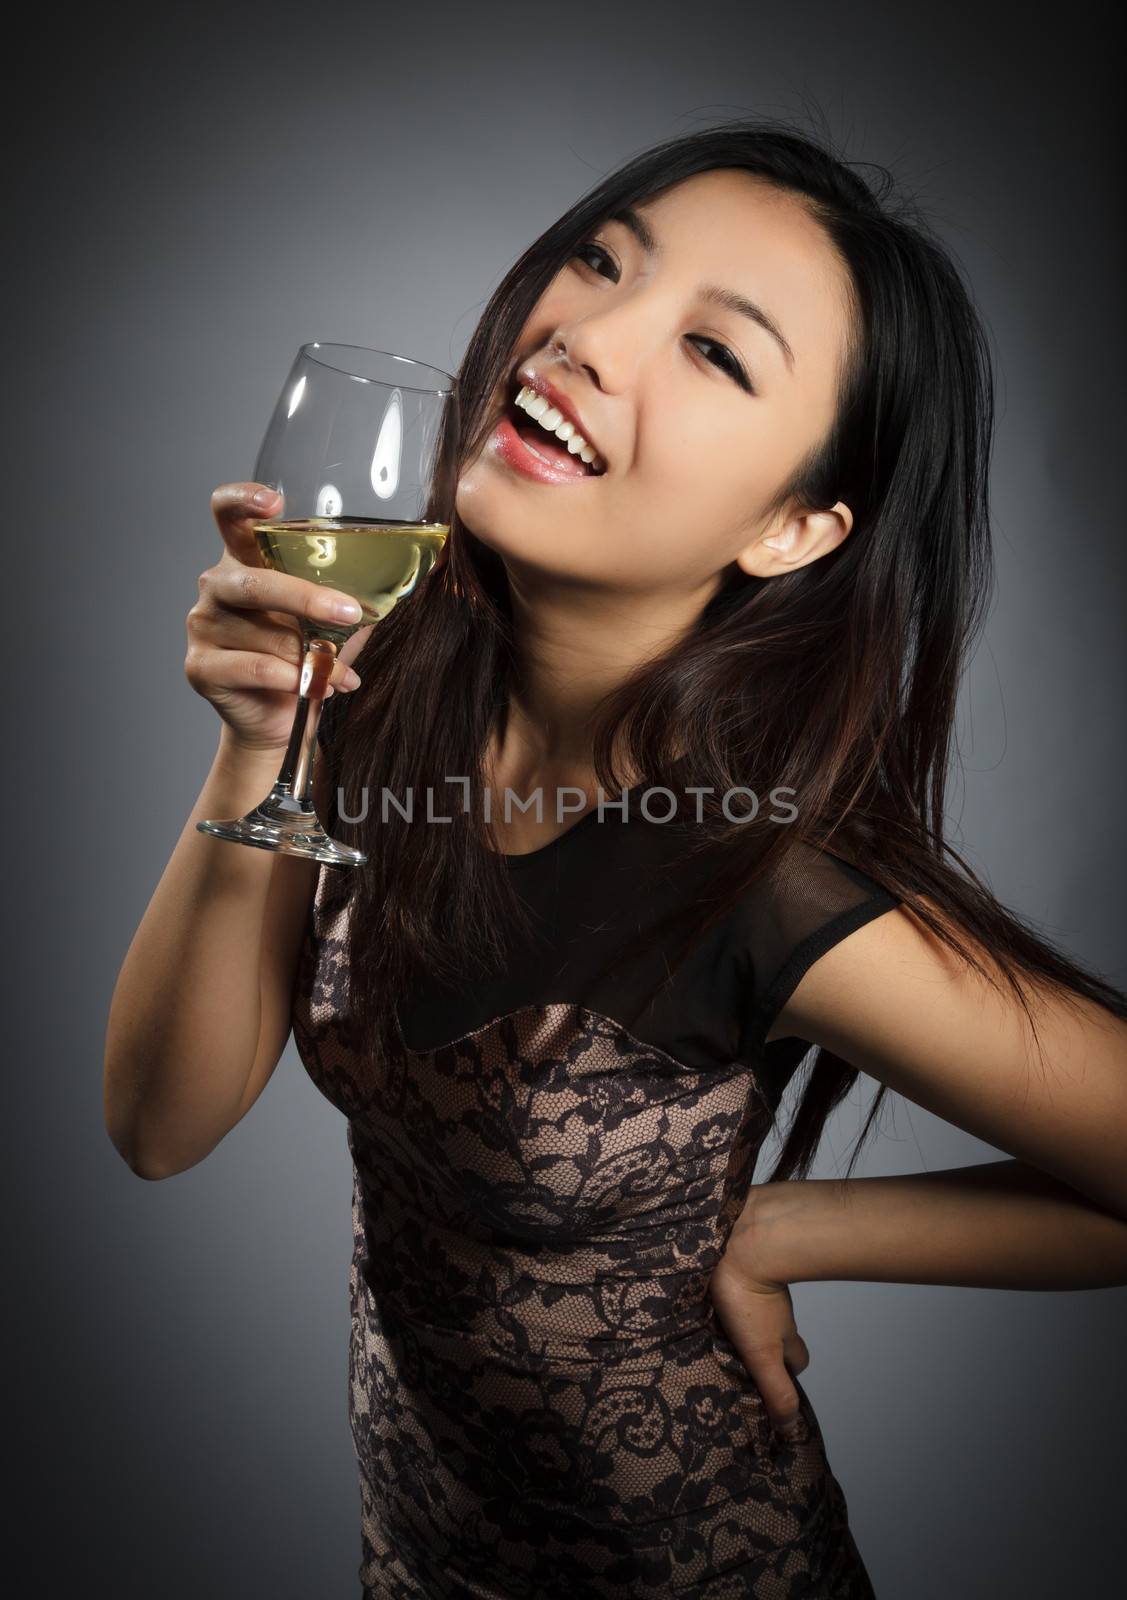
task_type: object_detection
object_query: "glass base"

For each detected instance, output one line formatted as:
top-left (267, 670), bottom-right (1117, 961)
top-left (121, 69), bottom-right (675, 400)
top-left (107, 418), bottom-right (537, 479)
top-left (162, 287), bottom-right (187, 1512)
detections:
top-left (197, 783), bottom-right (366, 868)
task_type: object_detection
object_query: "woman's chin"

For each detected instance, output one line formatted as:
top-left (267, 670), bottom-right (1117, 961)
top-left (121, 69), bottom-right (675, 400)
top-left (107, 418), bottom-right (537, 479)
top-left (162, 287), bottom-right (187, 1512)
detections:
top-left (454, 465), bottom-right (504, 534)
top-left (456, 476), bottom-right (542, 553)
top-left (455, 470), bottom-right (614, 581)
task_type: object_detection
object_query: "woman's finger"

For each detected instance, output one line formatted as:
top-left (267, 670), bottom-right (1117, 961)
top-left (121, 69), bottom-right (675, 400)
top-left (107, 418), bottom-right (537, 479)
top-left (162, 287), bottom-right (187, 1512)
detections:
top-left (187, 605), bottom-right (363, 693)
top-left (709, 1260), bottom-right (808, 1439)
top-left (739, 1345), bottom-right (803, 1439)
top-left (335, 621), bottom-right (375, 671)
top-left (184, 644), bottom-right (358, 698)
top-left (783, 1331), bottom-right (811, 1377)
top-left (189, 603), bottom-right (305, 661)
top-left (197, 557), bottom-right (363, 631)
top-left (210, 482), bottom-right (283, 564)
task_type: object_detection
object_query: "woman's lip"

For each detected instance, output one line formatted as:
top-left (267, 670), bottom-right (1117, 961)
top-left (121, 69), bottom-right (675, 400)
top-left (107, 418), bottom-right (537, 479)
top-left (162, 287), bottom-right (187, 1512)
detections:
top-left (489, 413), bottom-right (601, 485)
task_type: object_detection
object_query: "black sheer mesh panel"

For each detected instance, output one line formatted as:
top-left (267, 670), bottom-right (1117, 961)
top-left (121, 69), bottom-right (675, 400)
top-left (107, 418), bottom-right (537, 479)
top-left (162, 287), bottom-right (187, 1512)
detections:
top-left (734, 842), bottom-right (900, 1059)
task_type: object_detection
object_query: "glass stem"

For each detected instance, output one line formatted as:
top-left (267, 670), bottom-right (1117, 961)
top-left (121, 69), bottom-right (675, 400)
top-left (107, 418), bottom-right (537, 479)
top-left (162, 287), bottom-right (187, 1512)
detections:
top-left (276, 638), bottom-right (337, 804)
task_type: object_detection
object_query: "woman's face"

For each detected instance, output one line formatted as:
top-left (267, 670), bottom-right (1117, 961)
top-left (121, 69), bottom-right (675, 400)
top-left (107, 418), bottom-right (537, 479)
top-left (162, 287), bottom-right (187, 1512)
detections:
top-left (455, 168), bottom-right (856, 596)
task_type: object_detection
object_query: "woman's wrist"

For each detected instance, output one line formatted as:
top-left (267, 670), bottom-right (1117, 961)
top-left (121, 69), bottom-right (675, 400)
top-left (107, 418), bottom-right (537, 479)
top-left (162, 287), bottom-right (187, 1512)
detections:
top-left (727, 1178), bottom-right (830, 1286)
top-left (214, 723), bottom-right (293, 781)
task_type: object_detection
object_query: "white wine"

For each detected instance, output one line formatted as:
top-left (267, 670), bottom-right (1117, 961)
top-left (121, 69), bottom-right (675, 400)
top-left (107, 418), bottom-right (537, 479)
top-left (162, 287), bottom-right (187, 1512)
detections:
top-left (253, 518), bottom-right (449, 644)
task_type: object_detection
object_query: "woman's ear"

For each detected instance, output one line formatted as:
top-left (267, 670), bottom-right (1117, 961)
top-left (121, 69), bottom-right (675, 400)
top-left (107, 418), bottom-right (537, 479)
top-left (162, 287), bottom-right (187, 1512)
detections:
top-left (735, 502), bottom-right (854, 576)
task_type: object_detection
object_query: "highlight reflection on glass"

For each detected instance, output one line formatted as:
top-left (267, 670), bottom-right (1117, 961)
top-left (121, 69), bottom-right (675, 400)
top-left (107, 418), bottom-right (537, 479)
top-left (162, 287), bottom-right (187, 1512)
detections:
top-left (195, 343), bottom-right (459, 868)
top-left (371, 389), bottom-right (403, 499)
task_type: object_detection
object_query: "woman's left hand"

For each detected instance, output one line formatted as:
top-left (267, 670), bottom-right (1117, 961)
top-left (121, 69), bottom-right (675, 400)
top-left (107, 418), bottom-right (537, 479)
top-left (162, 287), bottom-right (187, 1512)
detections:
top-left (708, 1251), bottom-right (809, 1440)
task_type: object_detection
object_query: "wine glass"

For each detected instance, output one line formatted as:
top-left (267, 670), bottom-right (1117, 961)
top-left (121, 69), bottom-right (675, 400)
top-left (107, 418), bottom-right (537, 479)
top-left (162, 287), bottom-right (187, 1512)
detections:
top-left (196, 342), bottom-right (458, 867)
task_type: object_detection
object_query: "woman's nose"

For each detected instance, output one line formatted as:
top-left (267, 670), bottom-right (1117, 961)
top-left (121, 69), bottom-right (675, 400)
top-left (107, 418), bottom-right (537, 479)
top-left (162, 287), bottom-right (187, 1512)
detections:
top-left (547, 291), bottom-right (656, 396)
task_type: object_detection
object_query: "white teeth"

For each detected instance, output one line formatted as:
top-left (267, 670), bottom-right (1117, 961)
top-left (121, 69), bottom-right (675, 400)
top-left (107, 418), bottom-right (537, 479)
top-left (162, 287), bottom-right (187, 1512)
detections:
top-left (514, 385), bottom-right (602, 470)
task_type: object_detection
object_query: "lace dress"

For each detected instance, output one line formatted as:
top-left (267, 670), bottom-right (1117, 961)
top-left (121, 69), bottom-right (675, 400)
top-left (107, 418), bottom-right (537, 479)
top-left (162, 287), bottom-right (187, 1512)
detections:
top-left (291, 742), bottom-right (899, 1598)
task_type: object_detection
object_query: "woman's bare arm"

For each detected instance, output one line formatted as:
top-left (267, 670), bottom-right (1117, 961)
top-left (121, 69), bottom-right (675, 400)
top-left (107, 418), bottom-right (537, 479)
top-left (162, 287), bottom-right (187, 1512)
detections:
top-left (103, 731), bottom-right (328, 1180)
top-left (771, 899), bottom-right (1127, 1220)
top-left (709, 1156), bottom-right (1127, 1439)
top-left (709, 901), bottom-right (1127, 1437)
top-left (731, 1158), bottom-right (1127, 1291)
top-left (104, 482), bottom-right (368, 1180)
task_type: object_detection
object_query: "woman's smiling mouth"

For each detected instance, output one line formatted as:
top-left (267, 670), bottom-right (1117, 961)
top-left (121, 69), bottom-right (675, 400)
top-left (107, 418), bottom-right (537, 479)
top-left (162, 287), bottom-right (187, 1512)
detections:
top-left (511, 385), bottom-right (605, 472)
top-left (489, 406), bottom-right (606, 485)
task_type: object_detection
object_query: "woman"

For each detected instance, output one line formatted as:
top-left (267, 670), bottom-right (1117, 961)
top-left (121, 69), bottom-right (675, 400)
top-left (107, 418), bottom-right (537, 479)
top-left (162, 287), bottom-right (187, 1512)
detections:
top-left (105, 119), bottom-right (1127, 1598)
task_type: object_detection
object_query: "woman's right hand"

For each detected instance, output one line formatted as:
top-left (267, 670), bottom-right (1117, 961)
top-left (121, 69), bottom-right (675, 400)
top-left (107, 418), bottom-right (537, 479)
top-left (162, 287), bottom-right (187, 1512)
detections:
top-left (186, 483), bottom-right (374, 754)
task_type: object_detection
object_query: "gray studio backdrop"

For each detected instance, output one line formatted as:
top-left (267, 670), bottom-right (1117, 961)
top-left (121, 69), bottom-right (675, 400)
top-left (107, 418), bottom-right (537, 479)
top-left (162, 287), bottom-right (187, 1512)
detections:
top-left (11, 1), bottom-right (1124, 1595)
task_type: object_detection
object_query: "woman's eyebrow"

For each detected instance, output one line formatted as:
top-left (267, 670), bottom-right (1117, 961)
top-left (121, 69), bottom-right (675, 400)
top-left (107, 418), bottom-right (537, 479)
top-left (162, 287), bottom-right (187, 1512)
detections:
top-left (609, 205), bottom-right (796, 373)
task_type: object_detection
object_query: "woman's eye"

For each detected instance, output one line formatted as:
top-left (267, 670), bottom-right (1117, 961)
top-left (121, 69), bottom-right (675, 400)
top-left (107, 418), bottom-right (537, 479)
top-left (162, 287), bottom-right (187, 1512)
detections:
top-left (571, 241), bottom-right (617, 279)
top-left (687, 337), bottom-right (754, 393)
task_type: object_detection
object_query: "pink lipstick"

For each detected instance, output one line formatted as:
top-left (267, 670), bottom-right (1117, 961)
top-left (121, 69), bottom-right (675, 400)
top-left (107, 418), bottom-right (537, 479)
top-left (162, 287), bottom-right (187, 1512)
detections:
top-left (489, 411), bottom-right (600, 486)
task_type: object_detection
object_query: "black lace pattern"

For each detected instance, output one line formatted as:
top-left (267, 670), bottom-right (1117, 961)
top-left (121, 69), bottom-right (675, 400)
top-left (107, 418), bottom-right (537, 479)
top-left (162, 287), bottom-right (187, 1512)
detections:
top-left (292, 867), bottom-right (877, 1599)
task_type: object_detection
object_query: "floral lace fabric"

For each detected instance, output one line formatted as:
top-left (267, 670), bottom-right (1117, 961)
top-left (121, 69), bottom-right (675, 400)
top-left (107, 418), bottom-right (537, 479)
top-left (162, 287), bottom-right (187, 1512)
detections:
top-left (291, 856), bottom-right (888, 1598)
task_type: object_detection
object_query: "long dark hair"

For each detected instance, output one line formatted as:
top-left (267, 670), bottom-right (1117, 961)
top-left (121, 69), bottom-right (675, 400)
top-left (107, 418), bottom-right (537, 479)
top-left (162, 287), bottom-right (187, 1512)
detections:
top-left (317, 114), bottom-right (1127, 1182)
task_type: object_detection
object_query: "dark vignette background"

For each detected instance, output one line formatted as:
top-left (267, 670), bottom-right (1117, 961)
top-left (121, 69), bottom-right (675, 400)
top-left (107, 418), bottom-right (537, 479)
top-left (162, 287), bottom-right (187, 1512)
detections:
top-left (5, 1), bottom-right (1124, 1595)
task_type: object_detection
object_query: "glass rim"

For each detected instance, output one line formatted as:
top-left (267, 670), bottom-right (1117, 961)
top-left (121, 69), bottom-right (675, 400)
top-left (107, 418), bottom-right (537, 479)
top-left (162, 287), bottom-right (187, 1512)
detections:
top-left (299, 342), bottom-right (456, 395)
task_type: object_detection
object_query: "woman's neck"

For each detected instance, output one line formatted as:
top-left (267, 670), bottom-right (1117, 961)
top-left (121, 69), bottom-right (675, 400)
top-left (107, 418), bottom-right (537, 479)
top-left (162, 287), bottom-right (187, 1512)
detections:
top-left (496, 560), bottom-right (716, 781)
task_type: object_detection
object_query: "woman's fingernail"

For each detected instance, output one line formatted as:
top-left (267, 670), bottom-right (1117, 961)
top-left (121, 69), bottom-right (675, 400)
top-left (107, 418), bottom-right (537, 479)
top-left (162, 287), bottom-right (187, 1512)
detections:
top-left (777, 1421), bottom-right (801, 1440)
top-left (343, 668), bottom-right (362, 689)
top-left (253, 487), bottom-right (280, 509)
